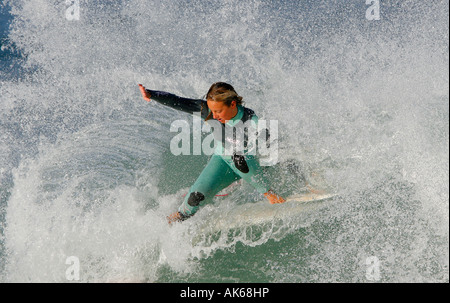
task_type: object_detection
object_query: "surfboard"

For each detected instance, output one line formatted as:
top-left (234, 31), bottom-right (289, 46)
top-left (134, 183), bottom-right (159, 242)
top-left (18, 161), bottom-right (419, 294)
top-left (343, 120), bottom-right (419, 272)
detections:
top-left (196, 192), bottom-right (338, 233)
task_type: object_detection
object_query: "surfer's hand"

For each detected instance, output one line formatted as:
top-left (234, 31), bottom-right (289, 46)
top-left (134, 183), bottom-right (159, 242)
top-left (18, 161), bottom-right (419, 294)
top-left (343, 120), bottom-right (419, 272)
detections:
top-left (264, 190), bottom-right (286, 204)
top-left (138, 84), bottom-right (151, 102)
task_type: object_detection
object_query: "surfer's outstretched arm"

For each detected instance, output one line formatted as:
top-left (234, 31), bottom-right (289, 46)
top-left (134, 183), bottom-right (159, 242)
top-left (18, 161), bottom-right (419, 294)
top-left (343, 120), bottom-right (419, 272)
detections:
top-left (138, 84), bottom-right (208, 118)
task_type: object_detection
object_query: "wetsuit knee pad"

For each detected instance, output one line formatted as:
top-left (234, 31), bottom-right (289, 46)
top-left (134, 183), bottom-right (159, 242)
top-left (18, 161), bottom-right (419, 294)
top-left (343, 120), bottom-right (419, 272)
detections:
top-left (232, 153), bottom-right (249, 174)
top-left (187, 191), bottom-right (205, 207)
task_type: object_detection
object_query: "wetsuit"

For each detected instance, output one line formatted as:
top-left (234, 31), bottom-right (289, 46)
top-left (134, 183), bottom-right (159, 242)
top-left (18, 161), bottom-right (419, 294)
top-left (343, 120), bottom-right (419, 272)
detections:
top-left (147, 90), bottom-right (270, 219)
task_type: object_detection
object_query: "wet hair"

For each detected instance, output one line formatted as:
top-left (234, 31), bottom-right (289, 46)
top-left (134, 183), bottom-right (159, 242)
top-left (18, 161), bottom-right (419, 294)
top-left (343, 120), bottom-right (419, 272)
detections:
top-left (204, 82), bottom-right (243, 121)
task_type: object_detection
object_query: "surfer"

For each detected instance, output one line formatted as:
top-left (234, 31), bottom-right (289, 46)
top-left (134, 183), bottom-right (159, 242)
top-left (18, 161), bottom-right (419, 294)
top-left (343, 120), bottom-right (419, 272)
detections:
top-left (138, 82), bottom-right (285, 223)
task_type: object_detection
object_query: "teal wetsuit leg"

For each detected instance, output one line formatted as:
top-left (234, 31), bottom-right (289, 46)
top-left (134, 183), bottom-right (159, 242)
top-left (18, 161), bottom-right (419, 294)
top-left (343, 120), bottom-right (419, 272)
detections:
top-left (223, 154), bottom-right (270, 195)
top-left (178, 154), bottom-right (241, 217)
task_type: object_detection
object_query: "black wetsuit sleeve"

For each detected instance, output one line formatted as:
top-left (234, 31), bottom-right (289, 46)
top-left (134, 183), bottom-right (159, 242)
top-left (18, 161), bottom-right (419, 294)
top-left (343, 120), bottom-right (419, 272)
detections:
top-left (147, 90), bottom-right (209, 119)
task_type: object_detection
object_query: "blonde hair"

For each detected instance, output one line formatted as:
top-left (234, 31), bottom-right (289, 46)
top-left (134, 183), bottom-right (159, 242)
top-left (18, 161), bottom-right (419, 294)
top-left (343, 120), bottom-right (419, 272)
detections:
top-left (204, 82), bottom-right (243, 121)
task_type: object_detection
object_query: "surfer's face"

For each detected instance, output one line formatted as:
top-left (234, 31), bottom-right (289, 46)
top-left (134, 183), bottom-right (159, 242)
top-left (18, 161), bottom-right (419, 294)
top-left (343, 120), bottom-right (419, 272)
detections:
top-left (207, 100), bottom-right (238, 123)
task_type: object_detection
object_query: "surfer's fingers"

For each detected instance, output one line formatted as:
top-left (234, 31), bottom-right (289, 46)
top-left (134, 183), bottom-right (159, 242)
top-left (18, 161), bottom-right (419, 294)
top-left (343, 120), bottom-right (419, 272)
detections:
top-left (264, 190), bottom-right (286, 204)
top-left (138, 84), bottom-right (151, 101)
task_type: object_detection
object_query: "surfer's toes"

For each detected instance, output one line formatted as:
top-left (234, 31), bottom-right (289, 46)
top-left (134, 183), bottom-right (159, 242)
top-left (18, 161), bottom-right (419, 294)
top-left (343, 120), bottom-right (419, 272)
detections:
top-left (167, 211), bottom-right (183, 224)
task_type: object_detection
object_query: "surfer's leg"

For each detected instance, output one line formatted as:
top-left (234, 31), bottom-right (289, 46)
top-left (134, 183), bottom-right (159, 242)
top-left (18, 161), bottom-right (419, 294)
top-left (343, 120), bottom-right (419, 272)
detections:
top-left (224, 154), bottom-right (270, 194)
top-left (224, 154), bottom-right (286, 204)
top-left (178, 154), bottom-right (240, 218)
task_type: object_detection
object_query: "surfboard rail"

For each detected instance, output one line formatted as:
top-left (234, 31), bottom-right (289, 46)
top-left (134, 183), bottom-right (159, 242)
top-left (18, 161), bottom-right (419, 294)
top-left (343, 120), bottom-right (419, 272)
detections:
top-left (194, 192), bottom-right (338, 235)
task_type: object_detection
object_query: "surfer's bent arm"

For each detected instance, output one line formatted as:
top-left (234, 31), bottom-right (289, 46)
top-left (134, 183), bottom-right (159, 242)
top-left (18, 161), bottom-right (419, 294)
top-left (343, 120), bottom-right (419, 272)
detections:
top-left (145, 89), bottom-right (209, 118)
top-left (235, 115), bottom-right (285, 205)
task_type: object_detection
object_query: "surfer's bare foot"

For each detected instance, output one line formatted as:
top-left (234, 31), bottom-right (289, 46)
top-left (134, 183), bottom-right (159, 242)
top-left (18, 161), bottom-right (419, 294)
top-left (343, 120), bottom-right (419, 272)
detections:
top-left (167, 211), bottom-right (183, 224)
top-left (264, 190), bottom-right (286, 204)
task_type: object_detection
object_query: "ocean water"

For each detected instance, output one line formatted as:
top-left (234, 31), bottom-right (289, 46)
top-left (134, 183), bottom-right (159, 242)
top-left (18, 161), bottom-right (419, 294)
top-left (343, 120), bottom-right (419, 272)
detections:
top-left (0, 0), bottom-right (448, 283)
